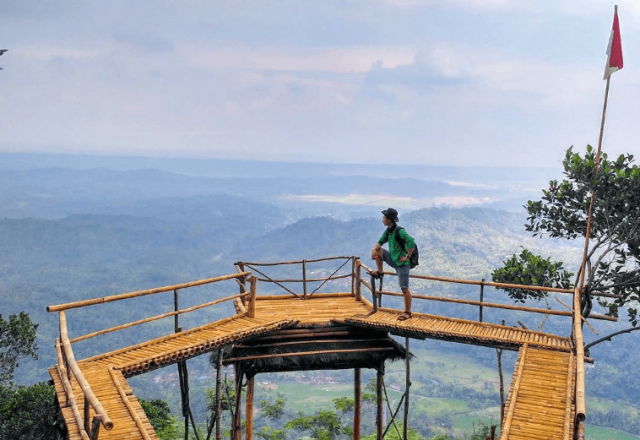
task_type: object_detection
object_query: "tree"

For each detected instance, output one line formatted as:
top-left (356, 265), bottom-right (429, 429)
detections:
top-left (138, 397), bottom-right (178, 440)
top-left (0, 312), bottom-right (39, 385)
top-left (495, 147), bottom-right (640, 326)
top-left (0, 381), bottom-right (65, 439)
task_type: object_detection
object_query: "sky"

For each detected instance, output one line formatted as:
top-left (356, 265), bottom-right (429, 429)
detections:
top-left (1, 0), bottom-right (640, 168)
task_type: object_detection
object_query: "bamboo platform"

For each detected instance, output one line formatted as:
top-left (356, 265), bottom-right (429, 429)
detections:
top-left (500, 345), bottom-right (576, 440)
top-left (50, 293), bottom-right (577, 440)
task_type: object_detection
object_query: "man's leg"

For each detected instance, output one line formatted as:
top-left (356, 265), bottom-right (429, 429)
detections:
top-left (401, 287), bottom-right (412, 314)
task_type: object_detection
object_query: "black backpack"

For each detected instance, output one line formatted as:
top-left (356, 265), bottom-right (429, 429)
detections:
top-left (390, 226), bottom-right (419, 269)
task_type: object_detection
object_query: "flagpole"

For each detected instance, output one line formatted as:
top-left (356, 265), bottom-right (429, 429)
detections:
top-left (577, 5), bottom-right (618, 294)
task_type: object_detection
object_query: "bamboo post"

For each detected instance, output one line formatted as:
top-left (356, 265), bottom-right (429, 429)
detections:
top-left (246, 375), bottom-right (254, 440)
top-left (233, 364), bottom-right (243, 440)
top-left (370, 274), bottom-right (378, 313)
top-left (174, 289), bottom-right (180, 333)
top-left (479, 279), bottom-right (485, 322)
top-left (403, 337), bottom-right (410, 440)
top-left (302, 259), bottom-right (307, 298)
top-left (376, 363), bottom-right (384, 440)
top-left (574, 287), bottom-right (586, 421)
top-left (351, 257), bottom-right (356, 296)
top-left (90, 416), bottom-right (101, 440)
top-left (84, 398), bottom-right (90, 434)
top-left (248, 277), bottom-right (257, 318)
top-left (216, 350), bottom-right (223, 440)
top-left (354, 258), bottom-right (362, 301)
top-left (354, 368), bottom-right (361, 440)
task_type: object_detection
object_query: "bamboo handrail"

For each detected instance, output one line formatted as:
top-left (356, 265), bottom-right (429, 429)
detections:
top-left (56, 364), bottom-right (91, 440)
top-left (59, 311), bottom-right (114, 432)
top-left (574, 287), bottom-right (586, 421)
top-left (378, 290), bottom-right (572, 317)
top-left (69, 293), bottom-right (249, 344)
top-left (48, 272), bottom-right (252, 312)
top-left (240, 256), bottom-right (354, 266)
top-left (563, 352), bottom-right (575, 440)
top-left (501, 343), bottom-right (528, 438)
top-left (108, 367), bottom-right (152, 440)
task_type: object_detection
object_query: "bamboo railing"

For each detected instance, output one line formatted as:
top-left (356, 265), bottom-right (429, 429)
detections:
top-left (59, 311), bottom-right (114, 439)
top-left (357, 261), bottom-right (616, 322)
top-left (238, 256), bottom-right (357, 299)
top-left (574, 287), bottom-right (586, 422)
top-left (48, 271), bottom-right (257, 439)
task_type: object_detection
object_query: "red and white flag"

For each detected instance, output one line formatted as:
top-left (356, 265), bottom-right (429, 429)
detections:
top-left (604, 8), bottom-right (623, 79)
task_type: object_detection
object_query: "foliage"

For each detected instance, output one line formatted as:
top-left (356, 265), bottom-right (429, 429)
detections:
top-left (138, 397), bottom-right (178, 440)
top-left (255, 425), bottom-right (287, 440)
top-left (0, 381), bottom-right (65, 440)
top-left (515, 147), bottom-right (640, 323)
top-left (0, 312), bottom-right (39, 385)
top-left (259, 397), bottom-right (286, 420)
top-left (491, 248), bottom-right (573, 302)
top-left (363, 430), bottom-right (449, 440)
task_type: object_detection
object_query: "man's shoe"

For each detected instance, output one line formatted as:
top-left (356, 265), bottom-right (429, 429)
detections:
top-left (397, 311), bottom-right (412, 321)
top-left (368, 270), bottom-right (384, 279)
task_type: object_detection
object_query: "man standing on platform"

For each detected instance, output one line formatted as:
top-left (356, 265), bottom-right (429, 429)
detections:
top-left (370, 208), bottom-right (415, 321)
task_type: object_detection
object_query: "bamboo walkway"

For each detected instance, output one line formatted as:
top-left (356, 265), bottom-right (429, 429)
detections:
top-left (500, 345), bottom-right (576, 440)
top-left (50, 293), bottom-right (577, 440)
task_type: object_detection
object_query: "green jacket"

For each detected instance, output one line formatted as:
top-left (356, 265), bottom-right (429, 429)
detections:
top-left (378, 225), bottom-right (415, 267)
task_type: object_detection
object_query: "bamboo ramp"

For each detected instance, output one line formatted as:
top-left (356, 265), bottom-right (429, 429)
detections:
top-left (500, 345), bottom-right (576, 440)
top-left (338, 308), bottom-right (572, 352)
top-left (49, 314), bottom-right (300, 440)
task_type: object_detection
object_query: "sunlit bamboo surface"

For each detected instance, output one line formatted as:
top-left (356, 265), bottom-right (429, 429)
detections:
top-left (50, 293), bottom-right (578, 440)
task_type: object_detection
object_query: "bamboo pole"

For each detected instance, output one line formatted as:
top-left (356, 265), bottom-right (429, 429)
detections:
top-left (216, 350), bottom-right (223, 440)
top-left (252, 274), bottom-right (352, 283)
top-left (224, 347), bottom-right (394, 363)
top-left (370, 274), bottom-right (378, 313)
top-left (354, 258), bottom-right (362, 301)
top-left (255, 292), bottom-right (353, 301)
top-left (478, 279), bottom-right (485, 322)
top-left (574, 288), bottom-right (586, 421)
top-left (358, 263), bottom-right (573, 294)
top-left (55, 364), bottom-right (91, 440)
top-left (59, 311), bottom-right (114, 431)
top-left (246, 376), bottom-right (254, 440)
top-left (70, 293), bottom-right (249, 344)
top-left (354, 368), bottom-right (361, 440)
top-left (501, 343), bottom-right (528, 438)
top-left (248, 277), bottom-right (257, 318)
top-left (376, 364), bottom-right (384, 440)
top-left (302, 260), bottom-right (307, 298)
top-left (563, 352), bottom-right (575, 440)
top-left (403, 337), bottom-right (410, 440)
top-left (48, 272), bottom-right (252, 312)
top-left (108, 367), bottom-right (152, 440)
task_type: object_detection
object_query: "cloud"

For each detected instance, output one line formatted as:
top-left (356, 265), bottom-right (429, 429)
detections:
top-left (114, 33), bottom-right (175, 53)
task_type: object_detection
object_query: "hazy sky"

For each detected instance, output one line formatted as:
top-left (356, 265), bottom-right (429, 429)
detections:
top-left (1, 1), bottom-right (639, 167)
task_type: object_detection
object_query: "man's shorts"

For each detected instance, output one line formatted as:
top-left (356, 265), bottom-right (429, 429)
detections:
top-left (382, 249), bottom-right (410, 289)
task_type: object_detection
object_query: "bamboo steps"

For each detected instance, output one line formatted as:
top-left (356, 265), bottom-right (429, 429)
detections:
top-left (51, 293), bottom-right (577, 440)
top-left (500, 346), bottom-right (575, 440)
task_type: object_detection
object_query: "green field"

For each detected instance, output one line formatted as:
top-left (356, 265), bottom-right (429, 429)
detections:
top-left (585, 426), bottom-right (640, 440)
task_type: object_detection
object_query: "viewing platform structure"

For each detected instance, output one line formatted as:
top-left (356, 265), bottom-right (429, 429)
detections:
top-left (47, 256), bottom-right (613, 440)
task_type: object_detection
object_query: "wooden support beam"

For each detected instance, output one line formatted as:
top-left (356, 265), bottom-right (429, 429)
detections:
top-left (216, 351), bottom-right (223, 440)
top-left (354, 368), bottom-right (361, 440)
top-left (404, 337), bottom-right (410, 440)
top-left (224, 347), bottom-right (394, 363)
top-left (246, 376), bottom-right (254, 440)
top-left (377, 365), bottom-right (384, 440)
top-left (248, 277), bottom-right (257, 318)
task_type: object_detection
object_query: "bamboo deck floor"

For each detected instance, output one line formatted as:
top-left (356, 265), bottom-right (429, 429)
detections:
top-left (51, 293), bottom-right (575, 440)
top-left (500, 346), bottom-right (575, 440)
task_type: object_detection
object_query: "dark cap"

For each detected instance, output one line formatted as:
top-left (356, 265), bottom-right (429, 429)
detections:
top-left (381, 208), bottom-right (399, 223)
